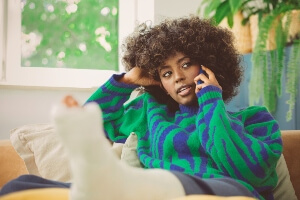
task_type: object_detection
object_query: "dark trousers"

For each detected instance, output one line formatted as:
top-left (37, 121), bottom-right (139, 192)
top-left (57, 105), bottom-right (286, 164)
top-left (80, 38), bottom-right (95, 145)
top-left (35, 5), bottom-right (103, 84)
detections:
top-left (0, 175), bottom-right (70, 196)
top-left (0, 173), bottom-right (255, 198)
top-left (172, 171), bottom-right (255, 197)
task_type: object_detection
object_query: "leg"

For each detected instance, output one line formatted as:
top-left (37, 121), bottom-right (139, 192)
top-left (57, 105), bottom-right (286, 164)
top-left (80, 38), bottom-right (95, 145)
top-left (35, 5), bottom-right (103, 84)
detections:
top-left (0, 175), bottom-right (70, 196)
top-left (172, 172), bottom-right (255, 198)
top-left (52, 97), bottom-right (185, 200)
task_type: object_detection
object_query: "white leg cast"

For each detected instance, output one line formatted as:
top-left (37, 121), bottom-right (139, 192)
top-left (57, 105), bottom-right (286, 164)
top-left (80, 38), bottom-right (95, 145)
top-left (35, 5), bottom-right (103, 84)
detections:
top-left (52, 102), bottom-right (185, 200)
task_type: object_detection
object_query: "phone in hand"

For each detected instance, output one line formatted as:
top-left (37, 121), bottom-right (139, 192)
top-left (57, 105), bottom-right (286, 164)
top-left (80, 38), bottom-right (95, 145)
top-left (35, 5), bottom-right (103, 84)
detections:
top-left (197, 65), bottom-right (204, 85)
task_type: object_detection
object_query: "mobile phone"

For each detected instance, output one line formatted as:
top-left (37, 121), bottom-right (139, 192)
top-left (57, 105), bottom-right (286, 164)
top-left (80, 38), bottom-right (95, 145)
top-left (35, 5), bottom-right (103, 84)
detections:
top-left (197, 66), bottom-right (204, 85)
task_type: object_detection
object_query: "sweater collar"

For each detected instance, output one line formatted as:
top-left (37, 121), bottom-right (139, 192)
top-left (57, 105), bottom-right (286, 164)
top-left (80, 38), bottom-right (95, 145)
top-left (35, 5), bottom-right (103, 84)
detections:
top-left (179, 104), bottom-right (199, 115)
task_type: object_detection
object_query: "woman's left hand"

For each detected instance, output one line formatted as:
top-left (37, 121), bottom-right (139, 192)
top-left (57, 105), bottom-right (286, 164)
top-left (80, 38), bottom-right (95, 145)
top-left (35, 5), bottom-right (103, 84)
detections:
top-left (194, 66), bottom-right (222, 93)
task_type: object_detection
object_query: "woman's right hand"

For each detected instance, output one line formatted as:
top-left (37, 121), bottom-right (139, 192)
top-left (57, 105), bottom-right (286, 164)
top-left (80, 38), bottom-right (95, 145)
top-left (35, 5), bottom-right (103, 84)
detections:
top-left (120, 67), bottom-right (160, 86)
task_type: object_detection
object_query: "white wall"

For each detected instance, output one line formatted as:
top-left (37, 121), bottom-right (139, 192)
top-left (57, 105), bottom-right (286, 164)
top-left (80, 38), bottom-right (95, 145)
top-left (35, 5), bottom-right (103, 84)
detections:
top-left (154, 0), bottom-right (203, 24)
top-left (0, 87), bottom-right (93, 139)
top-left (0, 0), bottom-right (203, 139)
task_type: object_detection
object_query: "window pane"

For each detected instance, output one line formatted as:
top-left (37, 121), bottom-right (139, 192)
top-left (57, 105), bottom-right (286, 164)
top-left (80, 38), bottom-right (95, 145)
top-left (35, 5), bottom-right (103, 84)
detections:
top-left (21, 0), bottom-right (118, 70)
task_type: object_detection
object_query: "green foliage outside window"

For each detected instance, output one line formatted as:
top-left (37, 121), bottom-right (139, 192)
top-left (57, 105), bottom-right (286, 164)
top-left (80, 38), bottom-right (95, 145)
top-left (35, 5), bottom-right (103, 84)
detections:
top-left (21, 0), bottom-right (119, 70)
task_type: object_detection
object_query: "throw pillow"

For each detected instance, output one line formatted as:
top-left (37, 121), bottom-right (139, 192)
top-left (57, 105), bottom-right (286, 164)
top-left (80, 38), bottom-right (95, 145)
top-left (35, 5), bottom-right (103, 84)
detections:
top-left (9, 124), bottom-right (142, 183)
top-left (272, 154), bottom-right (297, 200)
top-left (121, 132), bottom-right (143, 168)
top-left (10, 124), bottom-right (72, 182)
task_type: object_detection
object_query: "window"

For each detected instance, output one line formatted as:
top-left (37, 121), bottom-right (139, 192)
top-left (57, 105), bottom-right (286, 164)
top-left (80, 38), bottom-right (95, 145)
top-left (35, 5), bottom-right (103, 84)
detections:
top-left (21, 0), bottom-right (119, 71)
top-left (0, 0), bottom-right (154, 88)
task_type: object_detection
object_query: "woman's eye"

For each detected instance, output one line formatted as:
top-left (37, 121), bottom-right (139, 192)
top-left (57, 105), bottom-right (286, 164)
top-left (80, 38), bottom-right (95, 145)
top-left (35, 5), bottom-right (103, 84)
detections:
top-left (162, 71), bottom-right (171, 78)
top-left (182, 62), bottom-right (192, 69)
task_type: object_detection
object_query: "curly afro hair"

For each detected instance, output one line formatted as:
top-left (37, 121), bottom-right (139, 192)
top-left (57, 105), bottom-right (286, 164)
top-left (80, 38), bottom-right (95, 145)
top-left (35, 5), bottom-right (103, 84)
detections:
top-left (121, 16), bottom-right (243, 111)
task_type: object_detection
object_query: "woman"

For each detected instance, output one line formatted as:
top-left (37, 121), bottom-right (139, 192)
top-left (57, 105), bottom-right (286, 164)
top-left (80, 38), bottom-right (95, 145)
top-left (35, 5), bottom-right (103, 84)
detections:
top-left (0, 16), bottom-right (282, 200)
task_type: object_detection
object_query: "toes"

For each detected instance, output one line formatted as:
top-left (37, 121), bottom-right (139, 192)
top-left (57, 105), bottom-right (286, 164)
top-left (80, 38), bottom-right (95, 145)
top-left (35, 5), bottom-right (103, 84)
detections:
top-left (63, 95), bottom-right (79, 107)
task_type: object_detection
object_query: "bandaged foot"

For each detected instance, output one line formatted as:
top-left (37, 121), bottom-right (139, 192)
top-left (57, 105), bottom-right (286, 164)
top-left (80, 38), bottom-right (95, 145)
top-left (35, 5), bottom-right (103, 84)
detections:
top-left (52, 96), bottom-right (185, 200)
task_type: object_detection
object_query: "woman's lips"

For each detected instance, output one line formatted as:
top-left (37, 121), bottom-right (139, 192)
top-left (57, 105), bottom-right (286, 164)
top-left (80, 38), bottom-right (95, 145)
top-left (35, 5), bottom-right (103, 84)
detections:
top-left (177, 86), bottom-right (192, 96)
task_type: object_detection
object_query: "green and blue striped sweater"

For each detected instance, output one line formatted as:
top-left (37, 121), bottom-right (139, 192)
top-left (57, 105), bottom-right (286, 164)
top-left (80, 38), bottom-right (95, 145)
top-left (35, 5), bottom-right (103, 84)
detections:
top-left (86, 74), bottom-right (282, 200)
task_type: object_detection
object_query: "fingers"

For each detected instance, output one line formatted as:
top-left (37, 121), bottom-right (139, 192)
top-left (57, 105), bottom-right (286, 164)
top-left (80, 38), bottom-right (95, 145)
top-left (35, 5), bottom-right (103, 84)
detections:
top-left (195, 84), bottom-right (202, 93)
top-left (194, 83), bottom-right (210, 93)
top-left (194, 66), bottom-right (222, 92)
top-left (194, 73), bottom-right (209, 84)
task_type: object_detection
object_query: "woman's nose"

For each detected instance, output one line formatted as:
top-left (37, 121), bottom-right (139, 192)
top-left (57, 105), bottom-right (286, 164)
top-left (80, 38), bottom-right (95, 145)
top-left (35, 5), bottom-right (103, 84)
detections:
top-left (174, 70), bottom-right (185, 83)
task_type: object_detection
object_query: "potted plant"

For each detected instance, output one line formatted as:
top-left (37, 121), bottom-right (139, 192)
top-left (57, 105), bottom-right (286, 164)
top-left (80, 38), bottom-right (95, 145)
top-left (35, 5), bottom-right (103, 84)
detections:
top-left (198, 0), bottom-right (300, 121)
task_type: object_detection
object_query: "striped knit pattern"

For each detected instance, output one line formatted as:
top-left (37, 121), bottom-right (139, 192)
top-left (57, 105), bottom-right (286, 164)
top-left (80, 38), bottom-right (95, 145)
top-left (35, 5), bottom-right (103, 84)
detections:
top-left (86, 74), bottom-right (282, 200)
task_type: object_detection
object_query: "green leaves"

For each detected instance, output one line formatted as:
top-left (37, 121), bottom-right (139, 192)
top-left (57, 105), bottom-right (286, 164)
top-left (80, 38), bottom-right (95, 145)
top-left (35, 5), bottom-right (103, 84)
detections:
top-left (215, 1), bottom-right (231, 24)
top-left (201, 0), bottom-right (222, 18)
top-left (199, 0), bottom-right (300, 120)
top-left (229, 0), bottom-right (243, 16)
top-left (250, 7), bottom-right (300, 120)
top-left (201, 0), bottom-right (243, 28)
top-left (21, 0), bottom-right (119, 70)
top-left (286, 40), bottom-right (300, 121)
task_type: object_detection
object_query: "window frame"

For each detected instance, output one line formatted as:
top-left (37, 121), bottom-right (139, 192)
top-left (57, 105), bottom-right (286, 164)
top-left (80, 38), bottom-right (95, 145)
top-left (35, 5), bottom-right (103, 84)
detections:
top-left (0, 0), bottom-right (6, 82)
top-left (0, 0), bottom-right (154, 89)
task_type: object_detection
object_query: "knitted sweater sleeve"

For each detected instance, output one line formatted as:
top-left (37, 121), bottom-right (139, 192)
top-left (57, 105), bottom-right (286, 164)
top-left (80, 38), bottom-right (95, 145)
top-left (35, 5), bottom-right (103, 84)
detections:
top-left (85, 74), bottom-right (147, 142)
top-left (196, 85), bottom-right (282, 189)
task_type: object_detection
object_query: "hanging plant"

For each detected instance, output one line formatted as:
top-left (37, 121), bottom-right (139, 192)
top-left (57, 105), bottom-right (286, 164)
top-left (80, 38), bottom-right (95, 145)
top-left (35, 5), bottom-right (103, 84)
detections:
top-left (199, 0), bottom-right (300, 121)
top-left (249, 6), bottom-right (299, 117)
top-left (286, 39), bottom-right (300, 121)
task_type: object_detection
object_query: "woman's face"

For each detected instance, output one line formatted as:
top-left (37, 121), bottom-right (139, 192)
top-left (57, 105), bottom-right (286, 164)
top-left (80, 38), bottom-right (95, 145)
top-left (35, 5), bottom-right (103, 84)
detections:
top-left (158, 52), bottom-right (200, 106)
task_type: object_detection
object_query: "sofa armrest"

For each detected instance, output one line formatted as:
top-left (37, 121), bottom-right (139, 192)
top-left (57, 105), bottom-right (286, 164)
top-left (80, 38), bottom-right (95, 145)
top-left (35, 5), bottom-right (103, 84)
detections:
top-left (281, 130), bottom-right (300, 200)
top-left (0, 140), bottom-right (28, 188)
